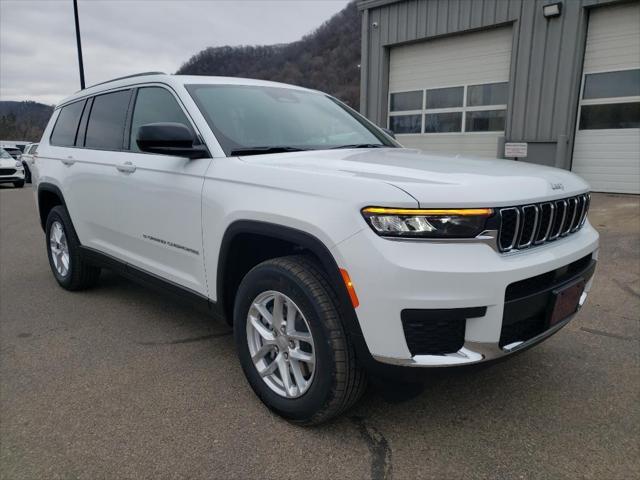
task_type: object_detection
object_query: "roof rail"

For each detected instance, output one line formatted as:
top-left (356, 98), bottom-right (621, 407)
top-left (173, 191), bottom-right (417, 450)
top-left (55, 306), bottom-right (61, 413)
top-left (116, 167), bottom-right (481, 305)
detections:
top-left (78, 72), bottom-right (167, 92)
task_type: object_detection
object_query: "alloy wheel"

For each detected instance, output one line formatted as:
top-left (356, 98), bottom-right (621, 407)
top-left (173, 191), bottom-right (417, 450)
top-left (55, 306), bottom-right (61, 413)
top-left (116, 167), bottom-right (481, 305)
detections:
top-left (49, 221), bottom-right (70, 277)
top-left (246, 290), bottom-right (316, 398)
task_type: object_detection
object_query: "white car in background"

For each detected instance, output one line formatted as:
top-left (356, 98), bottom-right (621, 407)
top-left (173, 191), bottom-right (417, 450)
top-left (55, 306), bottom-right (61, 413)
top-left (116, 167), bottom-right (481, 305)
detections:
top-left (0, 147), bottom-right (25, 188)
top-left (19, 143), bottom-right (38, 183)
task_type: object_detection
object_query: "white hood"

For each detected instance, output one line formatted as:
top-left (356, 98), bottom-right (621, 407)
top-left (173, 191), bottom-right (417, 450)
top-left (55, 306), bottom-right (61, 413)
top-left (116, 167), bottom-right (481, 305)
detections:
top-left (239, 148), bottom-right (590, 207)
top-left (0, 157), bottom-right (18, 169)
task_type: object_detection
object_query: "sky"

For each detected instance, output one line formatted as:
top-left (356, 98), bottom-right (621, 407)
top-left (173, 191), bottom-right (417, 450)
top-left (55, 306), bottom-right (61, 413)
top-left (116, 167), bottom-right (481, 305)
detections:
top-left (0, 0), bottom-right (351, 105)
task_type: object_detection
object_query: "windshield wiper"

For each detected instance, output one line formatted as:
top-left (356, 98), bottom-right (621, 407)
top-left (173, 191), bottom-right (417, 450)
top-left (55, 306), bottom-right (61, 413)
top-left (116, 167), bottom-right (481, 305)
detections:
top-left (330, 144), bottom-right (386, 150)
top-left (230, 146), bottom-right (309, 156)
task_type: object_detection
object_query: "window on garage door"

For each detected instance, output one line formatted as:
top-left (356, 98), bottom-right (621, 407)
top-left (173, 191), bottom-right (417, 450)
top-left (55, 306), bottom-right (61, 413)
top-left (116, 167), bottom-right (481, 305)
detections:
top-left (388, 82), bottom-right (507, 134)
top-left (578, 69), bottom-right (640, 130)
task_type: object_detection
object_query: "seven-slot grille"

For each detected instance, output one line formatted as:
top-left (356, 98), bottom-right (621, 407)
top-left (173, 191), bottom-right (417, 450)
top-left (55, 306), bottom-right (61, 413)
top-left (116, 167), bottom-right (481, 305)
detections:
top-left (498, 193), bottom-right (590, 253)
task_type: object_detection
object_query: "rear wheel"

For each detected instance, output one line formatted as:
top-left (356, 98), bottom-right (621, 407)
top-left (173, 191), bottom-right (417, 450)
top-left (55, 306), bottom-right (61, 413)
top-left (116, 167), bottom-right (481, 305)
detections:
top-left (233, 255), bottom-right (366, 425)
top-left (45, 205), bottom-right (100, 290)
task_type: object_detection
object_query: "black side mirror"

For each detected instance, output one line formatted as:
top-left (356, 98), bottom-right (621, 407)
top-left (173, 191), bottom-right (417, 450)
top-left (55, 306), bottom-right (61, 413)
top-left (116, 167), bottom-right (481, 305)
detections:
top-left (382, 127), bottom-right (396, 139)
top-left (136, 122), bottom-right (209, 159)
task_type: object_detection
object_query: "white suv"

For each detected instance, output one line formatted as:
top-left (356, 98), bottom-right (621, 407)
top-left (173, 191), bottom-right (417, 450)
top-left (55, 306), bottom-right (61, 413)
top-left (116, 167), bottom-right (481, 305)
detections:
top-left (0, 147), bottom-right (25, 188)
top-left (34, 73), bottom-right (599, 424)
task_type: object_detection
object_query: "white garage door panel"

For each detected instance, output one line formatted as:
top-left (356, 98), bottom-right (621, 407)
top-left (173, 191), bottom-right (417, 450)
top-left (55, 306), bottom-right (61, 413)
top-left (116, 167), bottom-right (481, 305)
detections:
top-left (573, 130), bottom-right (640, 194)
top-left (389, 27), bottom-right (512, 159)
top-left (397, 133), bottom-right (501, 158)
top-left (389, 28), bottom-right (513, 91)
top-left (572, 3), bottom-right (640, 194)
top-left (582, 3), bottom-right (640, 72)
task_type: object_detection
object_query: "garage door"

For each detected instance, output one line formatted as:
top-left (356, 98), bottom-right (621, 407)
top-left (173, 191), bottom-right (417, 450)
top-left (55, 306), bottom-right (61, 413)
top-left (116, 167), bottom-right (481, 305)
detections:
top-left (387, 27), bottom-right (512, 158)
top-left (572, 3), bottom-right (640, 194)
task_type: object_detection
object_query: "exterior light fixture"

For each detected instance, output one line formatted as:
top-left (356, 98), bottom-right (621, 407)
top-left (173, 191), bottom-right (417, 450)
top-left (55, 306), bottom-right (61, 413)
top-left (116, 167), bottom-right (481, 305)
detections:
top-left (543, 2), bottom-right (562, 18)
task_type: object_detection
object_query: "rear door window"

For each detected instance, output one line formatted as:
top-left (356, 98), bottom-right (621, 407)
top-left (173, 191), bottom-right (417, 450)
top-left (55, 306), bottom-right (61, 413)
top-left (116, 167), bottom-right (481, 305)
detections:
top-left (85, 90), bottom-right (132, 150)
top-left (50, 100), bottom-right (86, 147)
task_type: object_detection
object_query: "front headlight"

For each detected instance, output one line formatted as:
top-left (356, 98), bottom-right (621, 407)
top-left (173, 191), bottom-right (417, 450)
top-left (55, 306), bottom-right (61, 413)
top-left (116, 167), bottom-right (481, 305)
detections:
top-left (361, 207), bottom-right (494, 238)
top-left (15, 161), bottom-right (23, 169)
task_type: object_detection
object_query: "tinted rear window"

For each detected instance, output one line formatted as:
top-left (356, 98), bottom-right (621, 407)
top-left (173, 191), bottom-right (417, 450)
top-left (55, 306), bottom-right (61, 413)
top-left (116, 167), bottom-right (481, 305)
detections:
top-left (85, 90), bottom-right (131, 150)
top-left (50, 100), bottom-right (86, 147)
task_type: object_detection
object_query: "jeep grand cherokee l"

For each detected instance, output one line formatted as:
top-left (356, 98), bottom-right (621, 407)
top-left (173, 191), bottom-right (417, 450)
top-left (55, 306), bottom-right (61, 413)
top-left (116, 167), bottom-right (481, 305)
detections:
top-left (33, 73), bottom-right (599, 424)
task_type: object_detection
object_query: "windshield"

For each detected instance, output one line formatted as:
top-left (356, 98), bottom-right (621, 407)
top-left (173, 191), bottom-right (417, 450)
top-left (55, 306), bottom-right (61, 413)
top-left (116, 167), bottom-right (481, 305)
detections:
top-left (0, 148), bottom-right (12, 159)
top-left (186, 84), bottom-right (396, 156)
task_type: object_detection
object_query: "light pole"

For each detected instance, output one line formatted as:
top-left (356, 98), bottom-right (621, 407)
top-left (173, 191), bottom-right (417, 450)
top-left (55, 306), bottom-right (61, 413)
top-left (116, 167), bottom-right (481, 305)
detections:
top-left (72, 0), bottom-right (85, 89)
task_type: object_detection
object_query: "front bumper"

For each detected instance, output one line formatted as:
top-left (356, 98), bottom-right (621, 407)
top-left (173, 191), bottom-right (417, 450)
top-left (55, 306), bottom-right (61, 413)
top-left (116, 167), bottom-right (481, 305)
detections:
top-left (372, 291), bottom-right (588, 367)
top-left (332, 221), bottom-right (599, 368)
top-left (0, 170), bottom-right (25, 183)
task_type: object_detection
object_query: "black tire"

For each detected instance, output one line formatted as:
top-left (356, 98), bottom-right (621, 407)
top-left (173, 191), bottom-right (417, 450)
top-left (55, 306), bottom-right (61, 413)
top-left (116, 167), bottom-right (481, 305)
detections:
top-left (233, 255), bottom-right (366, 425)
top-left (23, 163), bottom-right (32, 183)
top-left (45, 205), bottom-right (100, 290)
top-left (13, 180), bottom-right (24, 188)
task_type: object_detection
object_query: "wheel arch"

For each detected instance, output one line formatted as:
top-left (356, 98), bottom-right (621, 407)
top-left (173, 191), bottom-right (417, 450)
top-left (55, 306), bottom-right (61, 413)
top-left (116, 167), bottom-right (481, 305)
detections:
top-left (37, 183), bottom-right (67, 231)
top-left (216, 220), bottom-right (366, 345)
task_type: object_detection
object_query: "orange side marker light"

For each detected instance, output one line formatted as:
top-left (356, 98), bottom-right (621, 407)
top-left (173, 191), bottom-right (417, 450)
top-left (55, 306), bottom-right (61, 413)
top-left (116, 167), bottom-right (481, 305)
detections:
top-left (340, 268), bottom-right (359, 308)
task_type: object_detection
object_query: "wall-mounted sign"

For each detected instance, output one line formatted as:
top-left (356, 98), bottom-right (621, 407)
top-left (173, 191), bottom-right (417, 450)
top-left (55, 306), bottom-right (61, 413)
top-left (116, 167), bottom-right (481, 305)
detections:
top-left (505, 142), bottom-right (528, 158)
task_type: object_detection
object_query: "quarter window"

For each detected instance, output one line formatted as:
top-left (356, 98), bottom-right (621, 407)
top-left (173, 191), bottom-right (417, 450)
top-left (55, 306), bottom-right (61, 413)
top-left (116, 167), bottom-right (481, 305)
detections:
top-left (50, 100), bottom-right (86, 147)
top-left (129, 87), bottom-right (192, 152)
top-left (388, 81), bottom-right (507, 134)
top-left (85, 90), bottom-right (131, 150)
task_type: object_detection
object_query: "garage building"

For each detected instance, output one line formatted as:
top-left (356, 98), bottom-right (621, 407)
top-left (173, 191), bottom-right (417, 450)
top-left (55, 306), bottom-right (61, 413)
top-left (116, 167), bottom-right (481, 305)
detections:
top-left (358, 0), bottom-right (640, 194)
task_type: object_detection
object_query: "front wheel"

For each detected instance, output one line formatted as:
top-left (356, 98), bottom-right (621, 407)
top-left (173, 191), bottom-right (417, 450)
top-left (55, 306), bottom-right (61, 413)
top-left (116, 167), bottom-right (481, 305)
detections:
top-left (13, 180), bottom-right (24, 188)
top-left (233, 255), bottom-right (366, 425)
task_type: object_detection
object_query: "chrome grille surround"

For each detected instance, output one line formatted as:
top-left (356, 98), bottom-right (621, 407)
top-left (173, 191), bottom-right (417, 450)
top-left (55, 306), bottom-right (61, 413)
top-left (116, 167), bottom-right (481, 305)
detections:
top-left (534, 202), bottom-right (554, 245)
top-left (498, 193), bottom-right (590, 253)
top-left (517, 205), bottom-right (539, 248)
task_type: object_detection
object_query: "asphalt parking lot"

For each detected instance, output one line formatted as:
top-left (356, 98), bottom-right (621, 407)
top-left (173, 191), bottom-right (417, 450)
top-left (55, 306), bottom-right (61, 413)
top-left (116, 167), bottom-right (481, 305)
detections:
top-left (0, 186), bottom-right (638, 480)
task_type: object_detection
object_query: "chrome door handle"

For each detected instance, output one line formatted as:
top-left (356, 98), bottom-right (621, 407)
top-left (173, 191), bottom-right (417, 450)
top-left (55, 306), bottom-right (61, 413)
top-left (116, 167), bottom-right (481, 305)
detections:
top-left (116, 161), bottom-right (136, 173)
top-left (61, 156), bottom-right (75, 166)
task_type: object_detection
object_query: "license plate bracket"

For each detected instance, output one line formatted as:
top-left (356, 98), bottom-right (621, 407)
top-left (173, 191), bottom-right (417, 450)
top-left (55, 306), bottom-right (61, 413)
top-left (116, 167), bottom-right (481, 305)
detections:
top-left (548, 278), bottom-right (586, 327)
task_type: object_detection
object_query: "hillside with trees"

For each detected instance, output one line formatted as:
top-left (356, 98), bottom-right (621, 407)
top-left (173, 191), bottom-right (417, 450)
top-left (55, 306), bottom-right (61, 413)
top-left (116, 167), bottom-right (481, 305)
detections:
top-left (0, 101), bottom-right (53, 142)
top-left (177, 1), bottom-right (361, 107)
top-left (1, 1), bottom-right (361, 142)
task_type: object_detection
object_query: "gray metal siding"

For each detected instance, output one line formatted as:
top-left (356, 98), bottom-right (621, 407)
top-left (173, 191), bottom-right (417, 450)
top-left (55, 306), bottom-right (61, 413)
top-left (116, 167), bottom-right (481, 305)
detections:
top-left (359, 0), bottom-right (630, 168)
